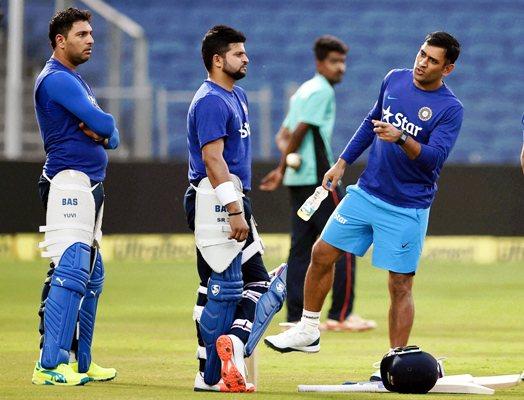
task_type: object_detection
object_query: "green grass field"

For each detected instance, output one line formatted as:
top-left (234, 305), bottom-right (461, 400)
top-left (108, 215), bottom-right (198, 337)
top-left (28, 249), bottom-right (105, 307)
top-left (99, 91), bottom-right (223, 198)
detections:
top-left (1, 256), bottom-right (523, 399)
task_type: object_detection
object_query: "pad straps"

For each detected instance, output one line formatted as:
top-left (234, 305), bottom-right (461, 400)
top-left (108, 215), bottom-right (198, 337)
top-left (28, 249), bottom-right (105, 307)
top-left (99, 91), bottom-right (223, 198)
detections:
top-left (43, 171), bottom-right (99, 193)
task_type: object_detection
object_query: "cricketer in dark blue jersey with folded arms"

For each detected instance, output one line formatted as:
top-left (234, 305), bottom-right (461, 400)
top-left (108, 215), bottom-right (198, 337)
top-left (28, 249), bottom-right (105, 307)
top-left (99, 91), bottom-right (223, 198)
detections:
top-left (32, 7), bottom-right (119, 386)
top-left (265, 32), bottom-right (463, 374)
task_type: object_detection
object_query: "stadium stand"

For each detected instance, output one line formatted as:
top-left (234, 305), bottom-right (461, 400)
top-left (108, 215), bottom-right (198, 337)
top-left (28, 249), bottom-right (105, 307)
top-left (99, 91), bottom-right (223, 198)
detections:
top-left (11, 0), bottom-right (524, 162)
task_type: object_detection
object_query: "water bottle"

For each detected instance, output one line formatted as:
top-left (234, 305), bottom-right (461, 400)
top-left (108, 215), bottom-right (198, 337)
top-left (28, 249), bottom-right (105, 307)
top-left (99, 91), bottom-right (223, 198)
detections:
top-left (297, 185), bottom-right (329, 221)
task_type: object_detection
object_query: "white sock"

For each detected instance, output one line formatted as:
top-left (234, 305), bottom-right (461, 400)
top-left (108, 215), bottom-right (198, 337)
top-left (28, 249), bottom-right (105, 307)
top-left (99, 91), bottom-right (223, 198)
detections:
top-left (300, 309), bottom-right (321, 330)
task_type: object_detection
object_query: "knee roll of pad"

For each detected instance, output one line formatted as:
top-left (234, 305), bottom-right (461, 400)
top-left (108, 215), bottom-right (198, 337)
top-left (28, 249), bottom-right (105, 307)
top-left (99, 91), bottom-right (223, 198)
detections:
top-left (41, 242), bottom-right (91, 369)
top-left (77, 250), bottom-right (105, 373)
top-left (200, 254), bottom-right (243, 385)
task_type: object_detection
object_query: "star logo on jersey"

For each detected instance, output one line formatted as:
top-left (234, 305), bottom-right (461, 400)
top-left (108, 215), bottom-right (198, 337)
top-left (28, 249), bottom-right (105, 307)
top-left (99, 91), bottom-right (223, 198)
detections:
top-left (382, 106), bottom-right (423, 137)
top-left (418, 106), bottom-right (432, 121)
top-left (382, 106), bottom-right (394, 123)
top-left (239, 122), bottom-right (251, 138)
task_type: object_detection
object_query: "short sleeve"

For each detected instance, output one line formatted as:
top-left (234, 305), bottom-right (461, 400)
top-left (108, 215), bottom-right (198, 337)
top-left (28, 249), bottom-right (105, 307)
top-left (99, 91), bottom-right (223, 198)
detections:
top-left (194, 95), bottom-right (230, 148)
top-left (297, 89), bottom-right (332, 127)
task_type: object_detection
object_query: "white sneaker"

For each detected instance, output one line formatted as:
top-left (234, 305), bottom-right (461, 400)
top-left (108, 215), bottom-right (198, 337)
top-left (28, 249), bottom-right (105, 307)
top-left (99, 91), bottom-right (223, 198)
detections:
top-left (194, 370), bottom-right (255, 393)
top-left (193, 372), bottom-right (222, 392)
top-left (264, 321), bottom-right (320, 353)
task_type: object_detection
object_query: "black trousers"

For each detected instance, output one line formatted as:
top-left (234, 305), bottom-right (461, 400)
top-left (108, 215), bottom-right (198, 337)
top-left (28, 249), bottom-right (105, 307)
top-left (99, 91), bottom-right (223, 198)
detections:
top-left (286, 185), bottom-right (356, 322)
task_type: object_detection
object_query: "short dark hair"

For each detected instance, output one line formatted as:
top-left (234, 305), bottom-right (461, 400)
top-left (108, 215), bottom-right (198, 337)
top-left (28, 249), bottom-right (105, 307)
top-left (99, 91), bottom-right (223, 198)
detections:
top-left (314, 35), bottom-right (348, 61)
top-left (425, 31), bottom-right (460, 64)
top-left (49, 7), bottom-right (91, 49)
top-left (201, 25), bottom-right (246, 72)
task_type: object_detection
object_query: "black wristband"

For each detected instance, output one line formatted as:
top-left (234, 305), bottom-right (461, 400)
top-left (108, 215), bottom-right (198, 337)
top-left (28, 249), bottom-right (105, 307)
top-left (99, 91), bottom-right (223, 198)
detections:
top-left (396, 130), bottom-right (409, 146)
top-left (228, 211), bottom-right (243, 216)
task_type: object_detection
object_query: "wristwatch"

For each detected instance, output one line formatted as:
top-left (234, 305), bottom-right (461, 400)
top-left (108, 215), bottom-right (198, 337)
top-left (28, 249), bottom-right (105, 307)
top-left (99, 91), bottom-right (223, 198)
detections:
top-left (396, 130), bottom-right (409, 146)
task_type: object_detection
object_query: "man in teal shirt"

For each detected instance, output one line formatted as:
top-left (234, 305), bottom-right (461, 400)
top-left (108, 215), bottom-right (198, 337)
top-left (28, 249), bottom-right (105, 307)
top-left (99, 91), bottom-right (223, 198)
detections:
top-left (260, 36), bottom-right (375, 331)
top-left (281, 65), bottom-right (336, 186)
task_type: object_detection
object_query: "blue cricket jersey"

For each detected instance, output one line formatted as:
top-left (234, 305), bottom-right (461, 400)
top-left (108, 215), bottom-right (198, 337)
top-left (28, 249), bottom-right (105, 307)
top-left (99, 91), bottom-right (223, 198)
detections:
top-left (34, 58), bottom-right (119, 182)
top-left (187, 80), bottom-right (252, 191)
top-left (340, 69), bottom-right (463, 208)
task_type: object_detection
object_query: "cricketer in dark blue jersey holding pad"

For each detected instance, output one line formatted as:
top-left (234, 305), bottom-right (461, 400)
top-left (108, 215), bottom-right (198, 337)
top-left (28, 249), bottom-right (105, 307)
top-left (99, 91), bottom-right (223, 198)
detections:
top-left (184, 25), bottom-right (286, 393)
top-left (265, 32), bottom-right (463, 381)
top-left (32, 8), bottom-right (118, 386)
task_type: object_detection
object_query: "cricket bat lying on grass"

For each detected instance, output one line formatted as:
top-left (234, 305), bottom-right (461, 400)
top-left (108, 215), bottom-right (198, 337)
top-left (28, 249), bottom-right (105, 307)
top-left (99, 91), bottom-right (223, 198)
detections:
top-left (297, 373), bottom-right (521, 395)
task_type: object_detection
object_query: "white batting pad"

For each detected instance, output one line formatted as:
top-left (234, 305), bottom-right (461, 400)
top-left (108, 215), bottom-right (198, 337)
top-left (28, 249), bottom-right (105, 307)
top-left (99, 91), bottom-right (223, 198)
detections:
top-left (39, 170), bottom-right (97, 264)
top-left (93, 202), bottom-right (104, 246)
top-left (194, 176), bottom-right (245, 273)
top-left (241, 216), bottom-right (264, 264)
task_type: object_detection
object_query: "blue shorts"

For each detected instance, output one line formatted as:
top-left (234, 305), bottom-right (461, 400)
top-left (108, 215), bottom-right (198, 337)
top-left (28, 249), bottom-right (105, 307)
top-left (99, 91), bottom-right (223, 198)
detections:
top-left (321, 185), bottom-right (430, 274)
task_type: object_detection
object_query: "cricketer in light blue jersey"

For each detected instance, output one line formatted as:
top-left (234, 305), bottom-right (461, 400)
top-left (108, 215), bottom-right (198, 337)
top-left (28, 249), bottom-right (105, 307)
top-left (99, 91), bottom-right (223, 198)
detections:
top-left (263, 32), bottom-right (463, 359)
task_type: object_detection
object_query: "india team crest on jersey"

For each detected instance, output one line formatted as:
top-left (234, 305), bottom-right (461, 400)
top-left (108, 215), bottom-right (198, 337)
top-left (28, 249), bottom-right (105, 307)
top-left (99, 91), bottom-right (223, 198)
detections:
top-left (241, 101), bottom-right (248, 115)
top-left (418, 106), bottom-right (432, 121)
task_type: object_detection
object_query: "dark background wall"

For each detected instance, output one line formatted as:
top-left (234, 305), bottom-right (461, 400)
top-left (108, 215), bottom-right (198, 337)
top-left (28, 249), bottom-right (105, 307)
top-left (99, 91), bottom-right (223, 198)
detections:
top-left (0, 161), bottom-right (522, 235)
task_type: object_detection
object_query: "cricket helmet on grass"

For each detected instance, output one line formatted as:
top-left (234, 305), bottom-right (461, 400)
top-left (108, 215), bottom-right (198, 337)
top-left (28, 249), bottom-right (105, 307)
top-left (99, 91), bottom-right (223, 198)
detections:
top-left (380, 345), bottom-right (439, 394)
